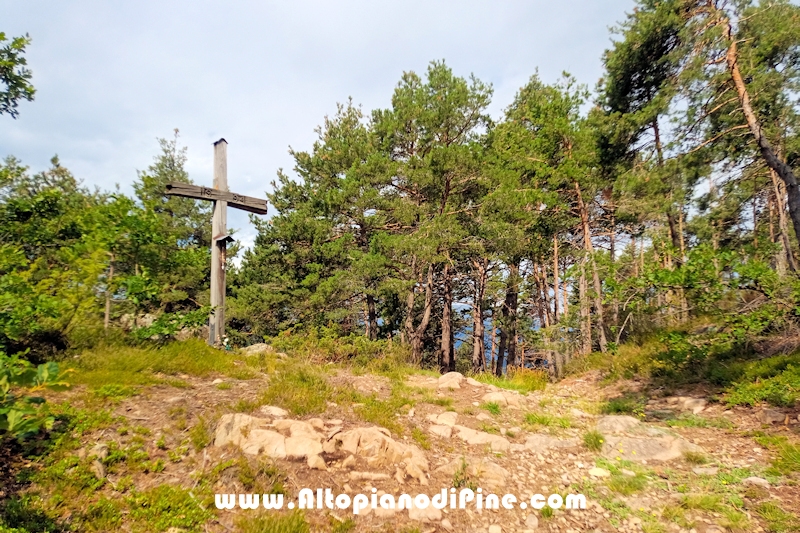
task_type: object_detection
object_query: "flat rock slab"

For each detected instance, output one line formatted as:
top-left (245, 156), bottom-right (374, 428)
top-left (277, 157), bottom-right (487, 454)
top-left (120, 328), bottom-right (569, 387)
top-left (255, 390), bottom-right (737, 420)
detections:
top-left (426, 411), bottom-right (458, 427)
top-left (453, 425), bottom-right (510, 451)
top-left (524, 434), bottom-right (578, 451)
top-left (596, 415), bottom-right (641, 434)
top-left (428, 424), bottom-right (453, 438)
top-left (602, 435), bottom-right (703, 462)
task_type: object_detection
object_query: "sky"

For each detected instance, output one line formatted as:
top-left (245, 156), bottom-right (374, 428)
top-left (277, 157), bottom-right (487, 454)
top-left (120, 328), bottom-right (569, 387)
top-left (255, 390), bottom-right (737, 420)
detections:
top-left (2, 0), bottom-right (635, 252)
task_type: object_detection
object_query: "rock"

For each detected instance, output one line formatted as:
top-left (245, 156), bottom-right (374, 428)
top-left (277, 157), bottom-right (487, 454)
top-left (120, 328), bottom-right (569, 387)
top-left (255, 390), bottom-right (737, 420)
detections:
top-left (259, 405), bottom-right (289, 418)
top-left (524, 434), bottom-right (578, 451)
top-left (374, 506), bottom-right (398, 518)
top-left (438, 372), bottom-right (465, 389)
top-left (601, 435), bottom-right (703, 463)
top-left (240, 343), bottom-right (274, 356)
top-left (90, 443), bottom-right (109, 461)
top-left (408, 501), bottom-right (442, 522)
top-left (692, 467), bottom-right (719, 476)
top-left (434, 457), bottom-right (508, 490)
top-left (307, 454), bottom-right (327, 470)
top-left (429, 425), bottom-right (453, 438)
top-left (437, 411), bottom-right (458, 426)
top-left (441, 518), bottom-right (455, 531)
top-left (349, 471), bottom-right (391, 481)
top-left (326, 419), bottom-right (343, 426)
top-left (308, 418), bottom-right (325, 430)
top-left (589, 467), bottom-right (611, 478)
top-left (341, 455), bottom-right (356, 469)
top-left (525, 513), bottom-right (539, 529)
top-left (570, 408), bottom-right (592, 418)
top-left (324, 427), bottom-right (428, 483)
top-left (274, 419), bottom-right (321, 439)
top-left (757, 409), bottom-right (786, 425)
top-left (476, 413), bottom-right (492, 421)
top-left (596, 415), bottom-right (641, 434)
top-left (489, 525), bottom-right (503, 533)
top-left (91, 459), bottom-right (106, 479)
top-left (453, 425), bottom-right (511, 451)
top-left (466, 377), bottom-right (482, 387)
top-left (481, 391), bottom-right (522, 408)
top-left (165, 395), bottom-right (185, 404)
top-left (742, 476), bottom-right (770, 488)
top-left (621, 469), bottom-right (636, 477)
top-left (214, 413), bottom-right (287, 458)
top-left (285, 436), bottom-right (323, 459)
top-left (211, 378), bottom-right (224, 385)
top-left (681, 398), bottom-right (707, 414)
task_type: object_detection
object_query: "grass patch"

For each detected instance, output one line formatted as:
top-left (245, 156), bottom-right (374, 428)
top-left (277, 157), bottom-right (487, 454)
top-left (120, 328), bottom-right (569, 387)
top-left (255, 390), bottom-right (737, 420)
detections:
top-left (524, 412), bottom-right (571, 428)
top-left (481, 401), bottom-right (501, 415)
top-left (682, 451), bottom-right (708, 465)
top-left (665, 413), bottom-right (734, 429)
top-left (258, 364), bottom-right (335, 416)
top-left (127, 485), bottom-right (213, 531)
top-left (411, 427), bottom-right (430, 450)
top-left (601, 394), bottom-right (645, 417)
top-left (724, 353), bottom-right (800, 408)
top-left (583, 430), bottom-right (605, 452)
top-left (71, 339), bottom-right (249, 388)
top-left (471, 367), bottom-right (548, 394)
top-left (756, 501), bottom-right (800, 532)
top-left (189, 416), bottom-right (212, 451)
top-left (607, 473), bottom-right (647, 495)
top-left (749, 433), bottom-right (800, 475)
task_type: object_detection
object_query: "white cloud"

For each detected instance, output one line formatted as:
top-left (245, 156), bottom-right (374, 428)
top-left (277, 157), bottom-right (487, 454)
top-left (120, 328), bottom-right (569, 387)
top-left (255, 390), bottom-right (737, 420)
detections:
top-left (2, 0), bottom-right (634, 247)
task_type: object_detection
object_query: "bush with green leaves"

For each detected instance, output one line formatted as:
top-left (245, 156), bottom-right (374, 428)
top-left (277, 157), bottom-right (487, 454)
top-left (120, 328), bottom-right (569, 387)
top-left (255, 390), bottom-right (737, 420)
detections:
top-left (0, 352), bottom-right (71, 439)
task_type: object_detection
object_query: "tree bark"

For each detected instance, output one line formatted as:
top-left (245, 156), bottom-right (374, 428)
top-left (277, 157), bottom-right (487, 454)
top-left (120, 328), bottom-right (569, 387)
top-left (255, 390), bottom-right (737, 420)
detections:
top-left (553, 236), bottom-right (560, 322)
top-left (770, 169), bottom-right (797, 272)
top-left (575, 181), bottom-right (608, 353)
top-left (579, 258), bottom-right (591, 355)
top-left (365, 294), bottom-right (378, 341)
top-left (405, 258), bottom-right (434, 365)
top-left (724, 19), bottom-right (800, 248)
top-left (440, 262), bottom-right (455, 373)
top-left (471, 258), bottom-right (488, 374)
top-left (495, 262), bottom-right (519, 375)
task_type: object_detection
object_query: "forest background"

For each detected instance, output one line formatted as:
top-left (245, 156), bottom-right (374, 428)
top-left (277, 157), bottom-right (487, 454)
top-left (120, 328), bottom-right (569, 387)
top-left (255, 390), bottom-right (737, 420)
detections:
top-left (3, 0), bottom-right (800, 426)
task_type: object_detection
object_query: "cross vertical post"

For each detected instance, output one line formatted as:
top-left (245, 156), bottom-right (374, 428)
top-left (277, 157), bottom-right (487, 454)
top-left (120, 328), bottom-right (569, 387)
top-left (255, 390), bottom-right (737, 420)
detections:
top-left (209, 138), bottom-right (228, 345)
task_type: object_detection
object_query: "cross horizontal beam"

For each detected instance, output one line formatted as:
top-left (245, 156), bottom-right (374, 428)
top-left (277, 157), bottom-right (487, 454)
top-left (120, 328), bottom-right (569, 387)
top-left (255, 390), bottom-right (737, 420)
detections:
top-left (165, 182), bottom-right (268, 215)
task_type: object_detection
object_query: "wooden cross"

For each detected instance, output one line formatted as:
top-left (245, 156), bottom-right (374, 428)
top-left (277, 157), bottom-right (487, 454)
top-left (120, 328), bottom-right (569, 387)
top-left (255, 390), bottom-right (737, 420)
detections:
top-left (164, 138), bottom-right (268, 346)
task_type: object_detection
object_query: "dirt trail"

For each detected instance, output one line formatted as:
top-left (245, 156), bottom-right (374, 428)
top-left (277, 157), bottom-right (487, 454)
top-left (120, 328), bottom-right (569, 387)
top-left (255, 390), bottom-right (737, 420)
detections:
top-left (17, 357), bottom-right (800, 533)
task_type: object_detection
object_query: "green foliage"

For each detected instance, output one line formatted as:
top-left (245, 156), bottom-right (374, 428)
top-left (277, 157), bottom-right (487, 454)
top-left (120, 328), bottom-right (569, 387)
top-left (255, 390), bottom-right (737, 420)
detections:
top-left (0, 353), bottom-right (71, 439)
top-left (472, 368), bottom-right (548, 394)
top-left (0, 32), bottom-right (35, 118)
top-left (126, 485), bottom-right (213, 532)
top-left (481, 401), bottom-right (501, 415)
top-left (601, 394), bottom-right (645, 418)
top-left (235, 511), bottom-right (309, 533)
top-left (524, 412), bottom-right (571, 428)
top-left (583, 430), bottom-right (605, 451)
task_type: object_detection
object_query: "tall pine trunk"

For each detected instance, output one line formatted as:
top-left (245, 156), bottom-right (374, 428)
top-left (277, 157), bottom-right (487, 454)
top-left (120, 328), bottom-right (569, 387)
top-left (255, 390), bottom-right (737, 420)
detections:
top-left (404, 258), bottom-right (434, 365)
top-left (575, 181), bottom-right (608, 353)
top-left (365, 294), bottom-right (377, 341)
top-left (724, 18), bottom-right (800, 250)
top-left (440, 262), bottom-right (455, 373)
top-left (471, 258), bottom-right (488, 373)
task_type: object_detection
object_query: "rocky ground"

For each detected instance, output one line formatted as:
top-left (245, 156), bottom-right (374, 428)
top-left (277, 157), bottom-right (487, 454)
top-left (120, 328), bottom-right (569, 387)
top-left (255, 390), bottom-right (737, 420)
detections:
top-left (12, 345), bottom-right (800, 533)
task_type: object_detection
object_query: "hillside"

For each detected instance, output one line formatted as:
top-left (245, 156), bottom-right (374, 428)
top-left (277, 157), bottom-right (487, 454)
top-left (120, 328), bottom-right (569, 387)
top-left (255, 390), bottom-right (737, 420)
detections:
top-left (1, 339), bottom-right (799, 533)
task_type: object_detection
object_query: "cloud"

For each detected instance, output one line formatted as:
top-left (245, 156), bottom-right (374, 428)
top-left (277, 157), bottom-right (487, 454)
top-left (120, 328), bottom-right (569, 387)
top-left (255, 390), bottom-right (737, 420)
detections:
top-left (2, 0), bottom-right (633, 247)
